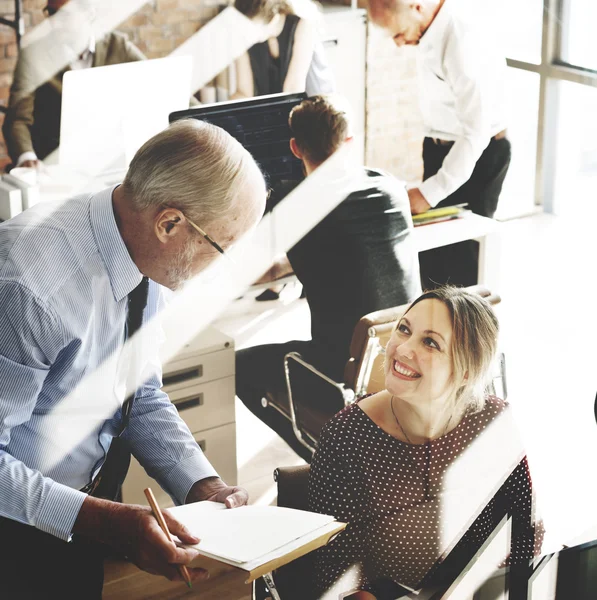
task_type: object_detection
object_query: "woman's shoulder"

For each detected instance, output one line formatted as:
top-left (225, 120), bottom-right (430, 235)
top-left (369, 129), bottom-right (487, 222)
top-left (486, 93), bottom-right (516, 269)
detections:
top-left (320, 393), bottom-right (384, 442)
top-left (321, 396), bottom-right (371, 434)
top-left (484, 395), bottom-right (509, 413)
top-left (462, 395), bottom-right (513, 436)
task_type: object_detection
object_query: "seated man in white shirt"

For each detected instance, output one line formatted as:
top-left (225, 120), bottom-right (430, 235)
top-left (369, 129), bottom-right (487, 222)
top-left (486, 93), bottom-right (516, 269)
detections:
top-left (368, 0), bottom-right (511, 288)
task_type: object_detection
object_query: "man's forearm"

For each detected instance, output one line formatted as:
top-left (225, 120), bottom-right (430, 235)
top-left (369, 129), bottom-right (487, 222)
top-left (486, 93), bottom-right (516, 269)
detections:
top-left (72, 495), bottom-right (123, 545)
top-left (185, 476), bottom-right (226, 504)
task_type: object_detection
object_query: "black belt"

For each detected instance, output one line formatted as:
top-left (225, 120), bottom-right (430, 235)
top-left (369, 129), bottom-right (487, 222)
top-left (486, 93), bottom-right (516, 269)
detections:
top-left (430, 129), bottom-right (508, 146)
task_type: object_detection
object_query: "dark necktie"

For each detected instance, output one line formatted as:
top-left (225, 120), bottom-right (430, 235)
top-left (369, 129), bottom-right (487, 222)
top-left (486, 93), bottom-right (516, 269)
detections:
top-left (82, 277), bottom-right (150, 499)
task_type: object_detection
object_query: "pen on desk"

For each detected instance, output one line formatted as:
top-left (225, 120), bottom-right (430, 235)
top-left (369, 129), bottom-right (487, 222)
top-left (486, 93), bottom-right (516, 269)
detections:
top-left (144, 487), bottom-right (193, 589)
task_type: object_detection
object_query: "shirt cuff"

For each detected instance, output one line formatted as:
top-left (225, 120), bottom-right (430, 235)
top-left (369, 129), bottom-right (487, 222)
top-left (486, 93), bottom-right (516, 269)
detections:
top-left (418, 177), bottom-right (447, 208)
top-left (16, 151), bottom-right (38, 167)
top-left (162, 452), bottom-right (219, 506)
top-left (34, 481), bottom-right (87, 542)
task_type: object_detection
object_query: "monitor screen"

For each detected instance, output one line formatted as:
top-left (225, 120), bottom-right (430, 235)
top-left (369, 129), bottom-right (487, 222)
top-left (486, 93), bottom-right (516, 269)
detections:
top-left (169, 93), bottom-right (308, 209)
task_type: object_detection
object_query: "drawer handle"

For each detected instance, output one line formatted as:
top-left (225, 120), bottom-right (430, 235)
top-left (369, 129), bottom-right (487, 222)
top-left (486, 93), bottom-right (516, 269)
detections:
top-left (163, 365), bottom-right (203, 386)
top-left (174, 393), bottom-right (204, 412)
top-left (323, 38), bottom-right (338, 47)
top-left (198, 440), bottom-right (206, 452)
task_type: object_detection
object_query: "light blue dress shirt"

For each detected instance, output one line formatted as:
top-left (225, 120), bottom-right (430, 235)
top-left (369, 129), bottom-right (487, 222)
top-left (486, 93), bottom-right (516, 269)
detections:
top-left (0, 186), bottom-right (218, 541)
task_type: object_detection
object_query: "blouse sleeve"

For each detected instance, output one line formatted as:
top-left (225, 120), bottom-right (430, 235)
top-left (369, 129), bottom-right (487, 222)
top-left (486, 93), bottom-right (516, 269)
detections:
top-left (505, 456), bottom-right (545, 562)
top-left (308, 417), bottom-right (357, 521)
top-left (308, 416), bottom-right (367, 596)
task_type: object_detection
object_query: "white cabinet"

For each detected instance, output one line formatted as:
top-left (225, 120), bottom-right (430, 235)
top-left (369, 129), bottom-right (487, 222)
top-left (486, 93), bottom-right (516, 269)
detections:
top-left (122, 327), bottom-right (237, 507)
top-left (321, 6), bottom-right (367, 164)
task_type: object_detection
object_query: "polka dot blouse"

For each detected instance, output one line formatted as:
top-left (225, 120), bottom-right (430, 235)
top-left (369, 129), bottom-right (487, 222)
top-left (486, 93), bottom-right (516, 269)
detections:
top-left (308, 396), bottom-right (544, 597)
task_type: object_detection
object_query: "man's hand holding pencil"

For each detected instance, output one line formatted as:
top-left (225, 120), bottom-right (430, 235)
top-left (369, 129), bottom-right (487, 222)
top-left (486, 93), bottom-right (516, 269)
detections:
top-left (73, 476), bottom-right (248, 586)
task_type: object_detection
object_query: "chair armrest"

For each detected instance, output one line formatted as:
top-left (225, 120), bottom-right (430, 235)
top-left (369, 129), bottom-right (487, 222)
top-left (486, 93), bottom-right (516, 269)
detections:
top-left (284, 352), bottom-right (355, 404)
top-left (273, 465), bottom-right (311, 511)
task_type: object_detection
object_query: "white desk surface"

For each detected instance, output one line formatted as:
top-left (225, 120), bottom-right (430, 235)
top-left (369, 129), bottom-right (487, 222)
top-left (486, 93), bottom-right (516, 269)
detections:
top-left (412, 213), bottom-right (499, 253)
top-left (37, 165), bottom-right (125, 205)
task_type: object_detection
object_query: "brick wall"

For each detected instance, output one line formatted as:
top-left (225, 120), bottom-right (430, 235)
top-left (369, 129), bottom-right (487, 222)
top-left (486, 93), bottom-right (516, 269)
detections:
top-left (325, 0), bottom-right (424, 184)
top-left (0, 0), bottom-right (220, 169)
top-left (365, 21), bottom-right (424, 185)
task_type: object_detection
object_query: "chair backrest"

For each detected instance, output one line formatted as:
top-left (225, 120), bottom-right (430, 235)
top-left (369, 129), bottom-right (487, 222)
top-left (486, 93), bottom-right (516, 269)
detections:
top-left (343, 285), bottom-right (502, 397)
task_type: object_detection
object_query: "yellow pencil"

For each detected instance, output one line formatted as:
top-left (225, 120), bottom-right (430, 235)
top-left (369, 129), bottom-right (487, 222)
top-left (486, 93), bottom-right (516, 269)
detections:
top-left (144, 487), bottom-right (193, 589)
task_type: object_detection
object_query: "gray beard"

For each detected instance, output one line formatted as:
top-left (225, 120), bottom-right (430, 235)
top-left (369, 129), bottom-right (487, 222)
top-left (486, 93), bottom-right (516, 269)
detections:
top-left (167, 240), bottom-right (197, 291)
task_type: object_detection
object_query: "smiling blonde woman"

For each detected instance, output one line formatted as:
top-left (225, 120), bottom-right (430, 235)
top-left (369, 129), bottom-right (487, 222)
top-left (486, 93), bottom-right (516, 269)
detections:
top-left (308, 286), bottom-right (543, 599)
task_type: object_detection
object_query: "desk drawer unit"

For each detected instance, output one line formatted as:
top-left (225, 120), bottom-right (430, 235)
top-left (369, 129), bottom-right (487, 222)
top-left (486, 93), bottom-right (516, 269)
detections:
top-left (162, 346), bottom-right (235, 393)
top-left (169, 376), bottom-right (235, 433)
top-left (122, 327), bottom-right (238, 507)
top-left (122, 423), bottom-right (238, 507)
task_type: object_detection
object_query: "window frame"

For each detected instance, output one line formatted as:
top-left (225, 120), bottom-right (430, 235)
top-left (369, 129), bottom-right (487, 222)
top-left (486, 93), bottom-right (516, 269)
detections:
top-left (508, 0), bottom-right (597, 213)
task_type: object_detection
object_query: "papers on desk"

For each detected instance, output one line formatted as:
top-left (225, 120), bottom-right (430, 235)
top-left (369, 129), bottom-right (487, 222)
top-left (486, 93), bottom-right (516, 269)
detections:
top-left (413, 206), bottom-right (471, 227)
top-left (169, 501), bottom-right (346, 580)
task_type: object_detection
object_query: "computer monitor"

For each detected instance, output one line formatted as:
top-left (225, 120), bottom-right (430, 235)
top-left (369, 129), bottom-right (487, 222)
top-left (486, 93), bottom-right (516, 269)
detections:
top-left (60, 55), bottom-right (193, 180)
top-left (169, 92), bottom-right (307, 208)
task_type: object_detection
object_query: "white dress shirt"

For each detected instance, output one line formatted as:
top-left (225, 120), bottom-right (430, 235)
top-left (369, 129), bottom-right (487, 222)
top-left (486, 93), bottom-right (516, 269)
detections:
top-left (416, 0), bottom-right (508, 207)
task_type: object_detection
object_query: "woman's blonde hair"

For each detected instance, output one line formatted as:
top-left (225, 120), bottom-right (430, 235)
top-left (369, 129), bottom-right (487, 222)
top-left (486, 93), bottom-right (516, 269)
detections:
top-left (403, 286), bottom-right (499, 415)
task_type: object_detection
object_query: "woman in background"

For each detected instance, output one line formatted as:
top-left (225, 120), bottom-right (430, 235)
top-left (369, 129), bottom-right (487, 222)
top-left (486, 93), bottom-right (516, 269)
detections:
top-left (309, 286), bottom-right (544, 599)
top-left (233, 0), bottom-right (335, 98)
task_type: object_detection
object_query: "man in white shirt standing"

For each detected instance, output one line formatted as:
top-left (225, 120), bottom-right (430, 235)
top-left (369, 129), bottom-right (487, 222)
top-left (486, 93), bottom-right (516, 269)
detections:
top-left (368, 0), bottom-right (511, 288)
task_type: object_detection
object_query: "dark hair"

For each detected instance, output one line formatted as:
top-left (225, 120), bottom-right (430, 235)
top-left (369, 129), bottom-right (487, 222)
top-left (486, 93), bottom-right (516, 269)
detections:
top-left (403, 286), bottom-right (500, 414)
top-left (288, 94), bottom-right (351, 165)
top-left (234, 0), bottom-right (294, 20)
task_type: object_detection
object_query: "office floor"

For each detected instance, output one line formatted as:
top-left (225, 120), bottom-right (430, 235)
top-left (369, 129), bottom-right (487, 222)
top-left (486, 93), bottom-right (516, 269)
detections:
top-left (213, 206), bottom-right (597, 552)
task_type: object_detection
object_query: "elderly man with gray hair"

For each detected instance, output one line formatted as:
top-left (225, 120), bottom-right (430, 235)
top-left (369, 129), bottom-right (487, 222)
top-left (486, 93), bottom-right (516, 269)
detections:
top-left (0, 119), bottom-right (267, 598)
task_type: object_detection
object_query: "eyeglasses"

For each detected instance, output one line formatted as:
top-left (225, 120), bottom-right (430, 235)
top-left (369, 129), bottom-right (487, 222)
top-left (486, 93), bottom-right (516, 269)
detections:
top-left (185, 216), bottom-right (226, 256)
top-left (43, 5), bottom-right (58, 16)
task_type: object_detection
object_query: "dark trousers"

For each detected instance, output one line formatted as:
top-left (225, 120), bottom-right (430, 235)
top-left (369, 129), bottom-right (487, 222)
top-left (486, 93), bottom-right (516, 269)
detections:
top-left (236, 341), bottom-right (346, 464)
top-left (0, 516), bottom-right (105, 599)
top-left (418, 136), bottom-right (512, 289)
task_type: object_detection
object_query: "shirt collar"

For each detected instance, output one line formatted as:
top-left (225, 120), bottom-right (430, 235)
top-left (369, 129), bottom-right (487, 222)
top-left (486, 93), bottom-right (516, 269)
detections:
top-left (90, 186), bottom-right (143, 302)
top-left (419, 0), bottom-right (452, 51)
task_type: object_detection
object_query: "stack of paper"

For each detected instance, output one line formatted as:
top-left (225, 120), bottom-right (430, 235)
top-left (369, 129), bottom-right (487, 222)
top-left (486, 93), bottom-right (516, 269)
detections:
top-left (169, 501), bottom-right (346, 580)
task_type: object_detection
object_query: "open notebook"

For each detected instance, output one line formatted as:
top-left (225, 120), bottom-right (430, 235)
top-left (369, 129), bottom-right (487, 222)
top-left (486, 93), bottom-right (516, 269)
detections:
top-left (169, 501), bottom-right (346, 581)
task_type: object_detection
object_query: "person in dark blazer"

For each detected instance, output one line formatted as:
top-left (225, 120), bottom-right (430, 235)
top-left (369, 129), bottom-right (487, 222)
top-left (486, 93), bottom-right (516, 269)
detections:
top-left (235, 95), bottom-right (422, 462)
